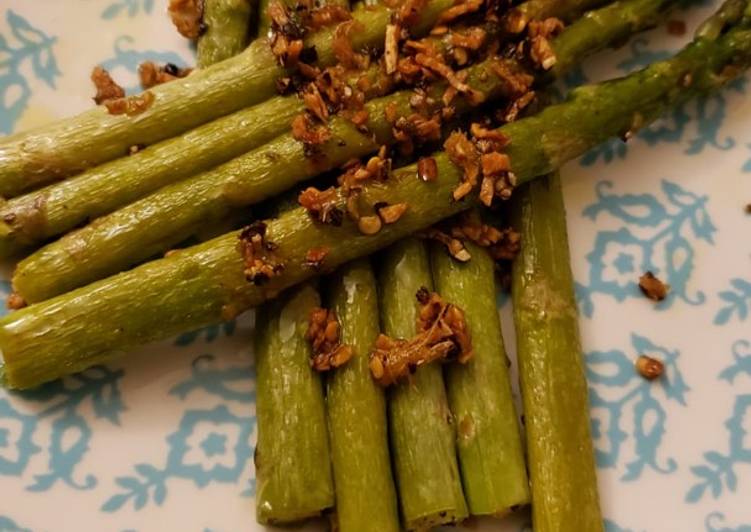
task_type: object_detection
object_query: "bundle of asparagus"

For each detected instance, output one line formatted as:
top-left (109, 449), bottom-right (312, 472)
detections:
top-left (0, 0), bottom-right (750, 530)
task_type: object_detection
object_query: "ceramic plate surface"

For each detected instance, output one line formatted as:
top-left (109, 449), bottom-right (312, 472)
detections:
top-left (0, 1), bottom-right (750, 531)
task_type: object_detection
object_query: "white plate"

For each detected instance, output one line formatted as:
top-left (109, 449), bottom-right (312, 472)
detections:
top-left (0, 1), bottom-right (750, 531)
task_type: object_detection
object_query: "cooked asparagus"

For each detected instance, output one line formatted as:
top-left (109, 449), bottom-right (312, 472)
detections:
top-left (12, 0), bottom-right (677, 302)
top-left (0, 13), bottom-right (516, 257)
top-left (379, 238), bottom-right (468, 530)
top-left (0, 96), bottom-right (303, 257)
top-left (0, 0), bottom-right (453, 197)
top-left (10, 57), bottom-right (500, 302)
top-left (254, 283), bottom-right (335, 524)
top-left (430, 238), bottom-right (529, 516)
top-left (325, 259), bottom-right (400, 532)
top-left (510, 173), bottom-right (602, 531)
top-left (2, 5), bottom-right (750, 389)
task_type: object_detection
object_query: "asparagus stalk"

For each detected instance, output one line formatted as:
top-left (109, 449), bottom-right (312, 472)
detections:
top-left (379, 237), bottom-right (467, 530)
top-left (510, 173), bottom-right (602, 531)
top-left (0, 0), bottom-right (453, 198)
top-left (550, 0), bottom-right (679, 76)
top-left (254, 282), bottom-right (335, 524)
top-left (197, 0), bottom-right (254, 67)
top-left (0, 96), bottom-right (302, 257)
top-left (430, 238), bottom-right (529, 516)
top-left (2, 5), bottom-right (750, 389)
top-left (13, 0), bottom-right (676, 302)
top-left (325, 259), bottom-right (400, 532)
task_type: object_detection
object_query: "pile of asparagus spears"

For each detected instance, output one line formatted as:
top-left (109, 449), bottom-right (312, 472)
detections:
top-left (0, 0), bottom-right (749, 529)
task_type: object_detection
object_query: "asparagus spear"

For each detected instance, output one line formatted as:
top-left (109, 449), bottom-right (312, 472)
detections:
top-left (510, 173), bottom-right (602, 531)
top-left (0, 96), bottom-right (303, 257)
top-left (430, 238), bottom-right (529, 516)
top-left (2, 5), bottom-right (750, 390)
top-left (197, 0), bottom-right (254, 67)
top-left (379, 237), bottom-right (468, 530)
top-left (325, 259), bottom-right (400, 532)
top-left (13, 0), bottom-right (677, 302)
top-left (254, 282), bottom-right (335, 524)
top-left (0, 0), bottom-right (453, 198)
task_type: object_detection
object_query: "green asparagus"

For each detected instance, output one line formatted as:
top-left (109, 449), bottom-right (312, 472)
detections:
top-left (325, 259), bottom-right (400, 532)
top-left (0, 0), bottom-right (453, 198)
top-left (0, 13), bottom-right (518, 258)
top-left (550, 0), bottom-right (679, 76)
top-left (9, 57), bottom-right (494, 302)
top-left (2, 5), bottom-right (750, 389)
top-left (378, 237), bottom-right (467, 530)
top-left (254, 282), bottom-right (335, 524)
top-left (0, 96), bottom-right (302, 257)
top-left (510, 173), bottom-right (602, 531)
top-left (430, 238), bottom-right (529, 516)
top-left (13, 0), bottom-right (676, 302)
top-left (197, 0), bottom-right (254, 67)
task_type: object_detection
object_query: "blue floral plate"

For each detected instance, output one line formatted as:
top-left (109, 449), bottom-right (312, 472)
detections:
top-left (0, 1), bottom-right (750, 531)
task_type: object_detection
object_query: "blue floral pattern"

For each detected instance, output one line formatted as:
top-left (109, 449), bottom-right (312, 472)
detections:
top-left (0, 10), bottom-right (60, 134)
top-left (0, 367), bottom-right (124, 491)
top-left (101, 0), bottom-right (155, 19)
top-left (714, 279), bottom-right (751, 325)
top-left (102, 356), bottom-right (255, 512)
top-left (706, 513), bottom-right (751, 532)
top-left (175, 321), bottom-right (237, 347)
top-left (576, 180), bottom-right (715, 317)
top-left (687, 340), bottom-right (751, 503)
top-left (0, 515), bottom-right (30, 532)
top-left (586, 334), bottom-right (688, 480)
top-left (615, 38), bottom-right (671, 74)
top-left (604, 519), bottom-right (644, 532)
